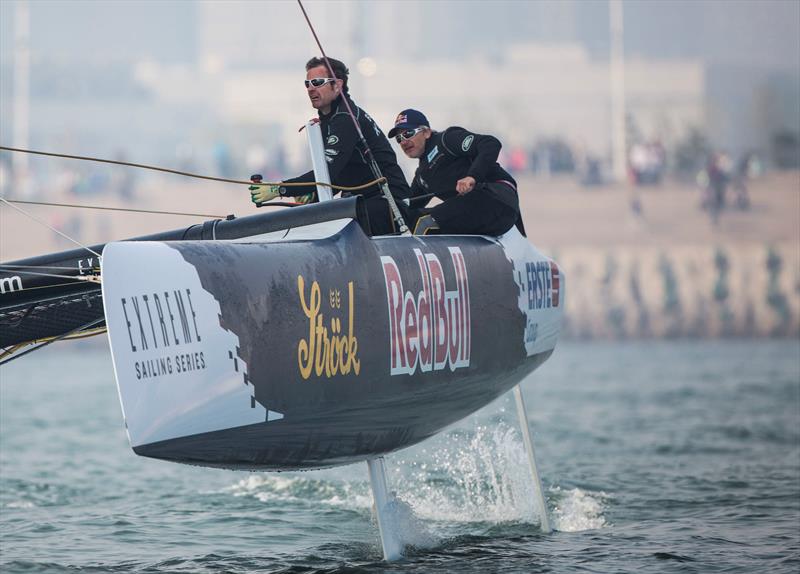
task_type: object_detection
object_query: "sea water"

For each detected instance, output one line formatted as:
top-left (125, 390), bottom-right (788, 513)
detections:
top-left (1, 340), bottom-right (798, 573)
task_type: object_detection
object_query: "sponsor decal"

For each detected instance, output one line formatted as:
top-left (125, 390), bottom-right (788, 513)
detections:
top-left (297, 276), bottom-right (360, 379)
top-left (104, 242), bottom-right (274, 447)
top-left (0, 275), bottom-right (22, 295)
top-left (381, 247), bottom-right (471, 376)
top-left (118, 288), bottom-right (207, 380)
top-left (324, 148), bottom-right (339, 156)
top-left (525, 321), bottom-right (539, 345)
top-left (427, 145), bottom-right (439, 163)
top-left (461, 135), bottom-right (474, 151)
top-left (522, 261), bottom-right (559, 346)
top-left (326, 135), bottom-right (339, 146)
top-left (525, 261), bottom-right (560, 310)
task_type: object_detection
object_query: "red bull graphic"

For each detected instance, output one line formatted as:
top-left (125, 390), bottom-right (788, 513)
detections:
top-left (381, 247), bottom-right (471, 376)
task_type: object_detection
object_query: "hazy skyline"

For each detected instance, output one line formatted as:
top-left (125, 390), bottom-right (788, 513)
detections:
top-left (1, 0), bottom-right (798, 71)
top-left (0, 0), bottom-right (798, 167)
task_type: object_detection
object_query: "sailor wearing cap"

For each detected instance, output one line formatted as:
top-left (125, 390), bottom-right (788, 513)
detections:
top-left (388, 109), bottom-right (522, 236)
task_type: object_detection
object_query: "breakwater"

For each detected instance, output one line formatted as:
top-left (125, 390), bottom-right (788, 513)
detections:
top-left (552, 242), bottom-right (799, 339)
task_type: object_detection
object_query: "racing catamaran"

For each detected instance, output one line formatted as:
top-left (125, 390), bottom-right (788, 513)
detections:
top-left (1, 128), bottom-right (564, 562)
top-left (0, 2), bottom-right (564, 558)
top-left (1, 123), bottom-right (564, 558)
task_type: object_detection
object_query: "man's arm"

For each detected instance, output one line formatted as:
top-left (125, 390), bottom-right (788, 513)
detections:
top-left (441, 127), bottom-right (502, 184)
top-left (405, 171), bottom-right (432, 207)
top-left (280, 170), bottom-right (317, 197)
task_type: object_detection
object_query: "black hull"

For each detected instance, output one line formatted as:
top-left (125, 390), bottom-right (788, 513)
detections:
top-left (102, 216), bottom-right (564, 471)
top-left (134, 350), bottom-right (551, 470)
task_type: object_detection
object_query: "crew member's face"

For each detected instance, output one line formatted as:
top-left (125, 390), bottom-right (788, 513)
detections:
top-left (398, 127), bottom-right (431, 159)
top-left (306, 65), bottom-right (342, 113)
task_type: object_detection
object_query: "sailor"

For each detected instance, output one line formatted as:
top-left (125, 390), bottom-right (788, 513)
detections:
top-left (249, 57), bottom-right (410, 235)
top-left (388, 109), bottom-right (521, 236)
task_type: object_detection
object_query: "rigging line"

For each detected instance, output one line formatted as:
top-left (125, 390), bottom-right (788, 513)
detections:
top-left (0, 326), bottom-right (107, 353)
top-left (0, 268), bottom-right (100, 282)
top-left (295, 0), bottom-right (409, 234)
top-left (0, 316), bottom-right (105, 366)
top-left (6, 199), bottom-right (226, 219)
top-left (58, 327), bottom-right (107, 341)
top-left (0, 196), bottom-right (102, 259)
top-left (0, 264), bottom-right (86, 271)
top-left (0, 145), bottom-right (385, 192)
top-left (0, 280), bottom-right (96, 294)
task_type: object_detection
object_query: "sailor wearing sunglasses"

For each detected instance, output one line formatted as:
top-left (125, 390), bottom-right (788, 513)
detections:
top-left (387, 109), bottom-right (521, 236)
top-left (249, 57), bottom-right (410, 235)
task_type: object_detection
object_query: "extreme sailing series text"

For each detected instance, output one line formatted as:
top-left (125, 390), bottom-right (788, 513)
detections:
top-left (118, 288), bottom-right (207, 380)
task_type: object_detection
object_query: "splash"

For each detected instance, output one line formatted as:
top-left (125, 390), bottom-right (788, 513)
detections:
top-left (549, 486), bottom-right (608, 531)
top-left (390, 422), bottom-right (608, 533)
top-left (221, 474), bottom-right (372, 510)
top-left (389, 423), bottom-right (542, 525)
top-left (6, 500), bottom-right (35, 509)
top-left (216, 422), bottom-right (608, 540)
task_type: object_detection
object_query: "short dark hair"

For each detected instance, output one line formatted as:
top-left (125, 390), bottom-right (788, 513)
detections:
top-left (306, 56), bottom-right (349, 96)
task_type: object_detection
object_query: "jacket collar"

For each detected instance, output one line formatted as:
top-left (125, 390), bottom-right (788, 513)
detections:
top-left (319, 94), bottom-right (352, 119)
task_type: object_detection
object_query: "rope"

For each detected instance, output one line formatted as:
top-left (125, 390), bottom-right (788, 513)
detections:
top-left (5, 199), bottom-right (227, 219)
top-left (0, 268), bottom-right (100, 283)
top-left (0, 146), bottom-right (386, 192)
top-left (0, 328), bottom-right (107, 363)
top-left (0, 196), bottom-right (102, 258)
top-left (0, 264), bottom-right (85, 271)
top-left (0, 280), bottom-right (92, 295)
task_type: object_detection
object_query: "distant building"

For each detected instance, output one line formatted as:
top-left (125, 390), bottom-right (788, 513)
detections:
top-left (150, 42), bottom-right (705, 171)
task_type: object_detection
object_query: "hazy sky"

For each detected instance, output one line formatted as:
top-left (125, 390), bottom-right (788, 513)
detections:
top-left (1, 0), bottom-right (798, 71)
top-left (0, 0), bottom-right (797, 162)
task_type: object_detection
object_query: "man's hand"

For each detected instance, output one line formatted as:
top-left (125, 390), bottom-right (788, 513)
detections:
top-left (249, 184), bottom-right (281, 206)
top-left (455, 176), bottom-right (476, 195)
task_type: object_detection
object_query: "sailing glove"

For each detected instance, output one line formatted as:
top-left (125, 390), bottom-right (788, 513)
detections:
top-left (249, 184), bottom-right (281, 205)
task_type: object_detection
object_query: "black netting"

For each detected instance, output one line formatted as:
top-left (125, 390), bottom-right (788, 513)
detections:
top-left (0, 289), bottom-right (104, 348)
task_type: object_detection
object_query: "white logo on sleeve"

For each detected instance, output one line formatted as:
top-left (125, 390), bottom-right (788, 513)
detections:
top-left (461, 135), bottom-right (474, 152)
top-left (326, 135), bottom-right (339, 146)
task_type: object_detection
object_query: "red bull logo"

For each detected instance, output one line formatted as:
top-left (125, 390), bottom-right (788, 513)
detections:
top-left (381, 247), bottom-right (471, 376)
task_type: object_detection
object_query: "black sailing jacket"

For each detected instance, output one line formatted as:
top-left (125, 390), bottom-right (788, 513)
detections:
top-left (410, 127), bottom-right (518, 211)
top-left (282, 95), bottom-right (410, 201)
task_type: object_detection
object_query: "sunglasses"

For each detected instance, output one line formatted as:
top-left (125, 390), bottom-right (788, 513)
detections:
top-left (304, 77), bottom-right (337, 89)
top-left (395, 127), bottom-right (426, 143)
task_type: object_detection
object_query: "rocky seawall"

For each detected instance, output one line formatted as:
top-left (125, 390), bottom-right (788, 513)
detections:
top-left (553, 242), bottom-right (799, 339)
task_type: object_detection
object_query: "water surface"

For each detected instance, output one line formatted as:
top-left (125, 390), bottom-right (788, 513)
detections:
top-left (1, 340), bottom-right (798, 572)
